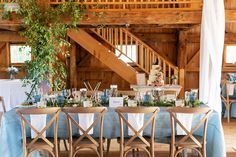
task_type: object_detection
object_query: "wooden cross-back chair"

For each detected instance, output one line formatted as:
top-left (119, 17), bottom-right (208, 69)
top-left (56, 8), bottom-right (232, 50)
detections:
top-left (16, 107), bottom-right (61, 157)
top-left (115, 107), bottom-right (160, 157)
top-left (167, 107), bottom-right (212, 157)
top-left (0, 96), bottom-right (6, 113)
top-left (62, 107), bottom-right (107, 157)
top-left (221, 80), bottom-right (236, 123)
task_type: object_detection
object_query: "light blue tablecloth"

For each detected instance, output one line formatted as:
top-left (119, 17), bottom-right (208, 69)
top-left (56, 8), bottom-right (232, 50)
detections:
top-left (0, 107), bottom-right (226, 157)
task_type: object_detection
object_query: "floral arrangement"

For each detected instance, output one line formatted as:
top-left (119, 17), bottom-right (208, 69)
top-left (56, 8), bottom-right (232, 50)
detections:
top-left (7, 66), bottom-right (19, 75)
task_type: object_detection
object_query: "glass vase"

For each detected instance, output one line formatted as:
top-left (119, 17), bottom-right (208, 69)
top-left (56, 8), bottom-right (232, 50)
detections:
top-left (10, 74), bottom-right (15, 80)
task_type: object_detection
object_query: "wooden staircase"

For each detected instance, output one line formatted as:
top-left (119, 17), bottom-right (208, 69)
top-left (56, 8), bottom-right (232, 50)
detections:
top-left (67, 29), bottom-right (137, 84)
top-left (91, 27), bottom-right (179, 84)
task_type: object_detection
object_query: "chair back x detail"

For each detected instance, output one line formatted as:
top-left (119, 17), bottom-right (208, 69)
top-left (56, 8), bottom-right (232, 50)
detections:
top-left (62, 107), bottom-right (107, 157)
top-left (115, 107), bottom-right (160, 157)
top-left (167, 107), bottom-right (212, 157)
top-left (16, 107), bottom-right (61, 157)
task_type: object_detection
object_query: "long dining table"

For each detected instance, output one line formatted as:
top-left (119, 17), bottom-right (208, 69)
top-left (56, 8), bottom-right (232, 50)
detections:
top-left (0, 107), bottom-right (226, 157)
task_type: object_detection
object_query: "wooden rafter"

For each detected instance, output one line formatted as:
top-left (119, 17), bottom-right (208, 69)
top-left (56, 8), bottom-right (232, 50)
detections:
top-left (0, 31), bottom-right (26, 42)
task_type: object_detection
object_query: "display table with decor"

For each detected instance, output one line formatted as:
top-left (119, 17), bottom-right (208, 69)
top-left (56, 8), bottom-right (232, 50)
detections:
top-left (0, 79), bottom-right (31, 111)
top-left (0, 107), bottom-right (225, 157)
top-left (130, 85), bottom-right (182, 95)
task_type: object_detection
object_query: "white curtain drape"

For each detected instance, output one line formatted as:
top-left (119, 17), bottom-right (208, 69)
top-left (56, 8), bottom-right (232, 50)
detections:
top-left (199, 0), bottom-right (225, 114)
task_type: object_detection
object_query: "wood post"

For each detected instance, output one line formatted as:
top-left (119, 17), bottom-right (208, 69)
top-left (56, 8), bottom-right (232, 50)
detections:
top-left (177, 31), bottom-right (187, 97)
top-left (6, 42), bottom-right (10, 66)
top-left (70, 40), bottom-right (77, 89)
top-left (179, 69), bottom-right (185, 98)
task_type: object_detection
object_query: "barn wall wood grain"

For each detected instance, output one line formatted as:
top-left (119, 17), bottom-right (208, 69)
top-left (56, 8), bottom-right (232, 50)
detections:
top-left (74, 44), bottom-right (131, 90)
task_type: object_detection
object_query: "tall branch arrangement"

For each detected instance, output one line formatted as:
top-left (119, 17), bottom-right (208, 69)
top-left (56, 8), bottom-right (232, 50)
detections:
top-left (16, 0), bottom-right (85, 99)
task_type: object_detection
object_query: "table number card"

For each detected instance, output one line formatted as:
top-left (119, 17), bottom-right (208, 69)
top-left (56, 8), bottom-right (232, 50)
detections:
top-left (136, 73), bottom-right (146, 85)
top-left (109, 97), bottom-right (123, 107)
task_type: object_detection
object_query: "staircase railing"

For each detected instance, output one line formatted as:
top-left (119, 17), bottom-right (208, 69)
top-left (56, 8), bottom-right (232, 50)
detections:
top-left (91, 27), bottom-right (178, 84)
top-left (49, 0), bottom-right (202, 11)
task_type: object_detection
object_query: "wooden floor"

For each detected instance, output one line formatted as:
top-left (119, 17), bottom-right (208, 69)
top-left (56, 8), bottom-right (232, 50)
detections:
top-left (0, 114), bottom-right (236, 157)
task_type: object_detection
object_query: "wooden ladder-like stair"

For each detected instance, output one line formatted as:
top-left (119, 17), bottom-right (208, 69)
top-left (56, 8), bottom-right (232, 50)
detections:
top-left (67, 29), bottom-right (137, 84)
top-left (91, 27), bottom-right (179, 84)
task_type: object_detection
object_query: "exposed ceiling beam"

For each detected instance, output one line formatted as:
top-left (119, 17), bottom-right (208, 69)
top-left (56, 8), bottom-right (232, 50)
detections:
top-left (0, 31), bottom-right (27, 42)
top-left (1, 10), bottom-right (236, 26)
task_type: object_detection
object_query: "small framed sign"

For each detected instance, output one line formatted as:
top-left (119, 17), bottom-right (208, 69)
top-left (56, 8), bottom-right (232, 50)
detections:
top-left (109, 97), bottom-right (123, 107)
top-left (136, 73), bottom-right (146, 85)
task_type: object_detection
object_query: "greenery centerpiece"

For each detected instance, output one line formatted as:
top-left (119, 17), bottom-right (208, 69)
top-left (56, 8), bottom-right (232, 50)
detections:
top-left (13, 0), bottom-right (86, 100)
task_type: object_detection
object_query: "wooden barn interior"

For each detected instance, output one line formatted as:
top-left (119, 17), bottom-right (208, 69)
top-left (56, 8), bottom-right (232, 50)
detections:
top-left (0, 0), bottom-right (236, 97)
top-left (0, 0), bottom-right (236, 157)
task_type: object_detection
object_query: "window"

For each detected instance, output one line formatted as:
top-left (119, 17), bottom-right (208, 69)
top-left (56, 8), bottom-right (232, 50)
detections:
top-left (224, 45), bottom-right (236, 66)
top-left (115, 45), bottom-right (137, 63)
top-left (10, 45), bottom-right (31, 64)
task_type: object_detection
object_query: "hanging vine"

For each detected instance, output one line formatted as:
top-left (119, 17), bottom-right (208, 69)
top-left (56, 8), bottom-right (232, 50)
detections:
top-left (16, 0), bottom-right (86, 99)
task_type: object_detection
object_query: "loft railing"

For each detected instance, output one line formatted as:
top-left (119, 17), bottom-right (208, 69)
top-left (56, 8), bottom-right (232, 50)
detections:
top-left (91, 27), bottom-right (178, 83)
top-left (49, 0), bottom-right (202, 11)
top-left (0, 0), bottom-right (202, 11)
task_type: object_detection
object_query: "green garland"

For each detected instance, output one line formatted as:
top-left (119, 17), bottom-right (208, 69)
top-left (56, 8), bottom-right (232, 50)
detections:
top-left (14, 0), bottom-right (86, 99)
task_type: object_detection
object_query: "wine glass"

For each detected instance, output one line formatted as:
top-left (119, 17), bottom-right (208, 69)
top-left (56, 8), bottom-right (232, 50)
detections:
top-left (72, 88), bottom-right (77, 99)
top-left (65, 89), bottom-right (71, 100)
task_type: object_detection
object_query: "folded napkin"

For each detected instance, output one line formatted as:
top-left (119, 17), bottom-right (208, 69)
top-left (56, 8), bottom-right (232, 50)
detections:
top-left (176, 113), bottom-right (193, 135)
top-left (78, 114), bottom-right (94, 135)
top-left (227, 84), bottom-right (235, 96)
top-left (30, 114), bottom-right (47, 138)
top-left (78, 101), bottom-right (94, 135)
top-left (128, 113), bottom-right (144, 136)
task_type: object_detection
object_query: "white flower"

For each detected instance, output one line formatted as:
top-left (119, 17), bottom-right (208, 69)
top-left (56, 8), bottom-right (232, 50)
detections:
top-left (7, 66), bottom-right (18, 75)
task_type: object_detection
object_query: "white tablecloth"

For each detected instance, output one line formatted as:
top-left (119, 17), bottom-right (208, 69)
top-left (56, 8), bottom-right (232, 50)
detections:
top-left (0, 79), bottom-right (31, 111)
top-left (130, 84), bottom-right (182, 96)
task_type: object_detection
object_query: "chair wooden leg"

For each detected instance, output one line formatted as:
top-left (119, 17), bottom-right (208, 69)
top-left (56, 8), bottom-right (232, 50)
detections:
top-left (132, 149), bottom-right (135, 157)
top-left (55, 141), bottom-right (59, 157)
top-left (169, 144), bottom-right (174, 157)
top-left (120, 145), bottom-right (124, 157)
top-left (107, 139), bottom-right (111, 157)
top-left (63, 139), bottom-right (68, 151)
top-left (227, 105), bottom-right (230, 123)
top-left (202, 147), bottom-right (206, 157)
